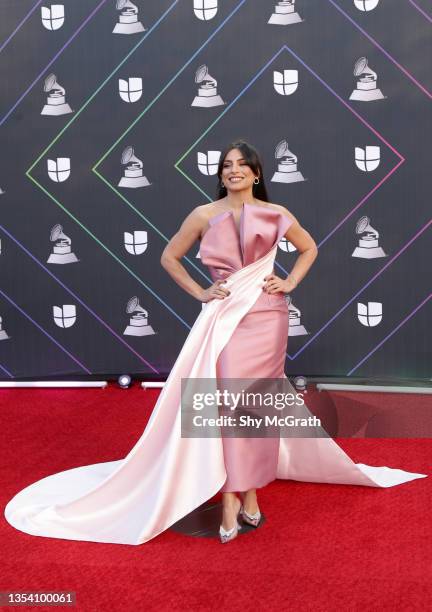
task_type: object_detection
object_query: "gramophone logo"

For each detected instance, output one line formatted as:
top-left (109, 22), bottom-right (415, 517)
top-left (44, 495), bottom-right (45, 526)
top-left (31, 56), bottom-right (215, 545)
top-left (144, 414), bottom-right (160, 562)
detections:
top-left (119, 78), bottom-right (143, 103)
top-left (191, 65), bottom-right (225, 107)
top-left (197, 150), bottom-right (221, 175)
top-left (273, 70), bottom-right (298, 95)
top-left (287, 296), bottom-right (308, 336)
top-left (352, 216), bottom-right (387, 259)
top-left (41, 74), bottom-right (73, 115)
top-left (271, 140), bottom-right (305, 184)
top-left (41, 4), bottom-right (65, 30)
top-left (124, 231), bottom-right (148, 255)
top-left (268, 0), bottom-right (303, 25)
top-left (47, 158), bottom-right (71, 182)
top-left (357, 301), bottom-right (382, 327)
top-left (123, 296), bottom-right (156, 336)
top-left (53, 304), bottom-right (77, 328)
top-left (118, 146), bottom-right (150, 188)
top-left (0, 315), bottom-right (11, 341)
top-left (354, 0), bottom-right (380, 11)
top-left (355, 146), bottom-right (380, 172)
top-left (47, 224), bottom-right (79, 264)
top-left (349, 57), bottom-right (386, 101)
top-left (194, 0), bottom-right (218, 21)
top-left (113, 0), bottom-right (146, 34)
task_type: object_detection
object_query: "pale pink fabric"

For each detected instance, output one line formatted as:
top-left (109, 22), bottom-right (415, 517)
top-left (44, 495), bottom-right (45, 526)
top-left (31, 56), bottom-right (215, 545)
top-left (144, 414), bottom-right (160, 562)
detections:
top-left (4, 203), bottom-right (427, 545)
top-left (200, 204), bottom-right (291, 492)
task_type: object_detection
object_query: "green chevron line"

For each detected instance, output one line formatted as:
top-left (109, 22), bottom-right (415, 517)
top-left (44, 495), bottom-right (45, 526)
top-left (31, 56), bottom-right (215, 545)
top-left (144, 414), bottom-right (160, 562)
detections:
top-left (92, 1), bottom-right (248, 283)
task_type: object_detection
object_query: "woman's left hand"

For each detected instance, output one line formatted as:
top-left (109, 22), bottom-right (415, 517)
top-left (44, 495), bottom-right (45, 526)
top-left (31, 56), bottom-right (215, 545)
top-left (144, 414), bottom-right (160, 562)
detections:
top-left (263, 274), bottom-right (297, 294)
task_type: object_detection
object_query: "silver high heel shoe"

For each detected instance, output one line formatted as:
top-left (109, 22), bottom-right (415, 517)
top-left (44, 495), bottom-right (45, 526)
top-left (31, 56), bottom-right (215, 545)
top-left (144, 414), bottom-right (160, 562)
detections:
top-left (219, 502), bottom-right (242, 543)
top-left (240, 505), bottom-right (262, 528)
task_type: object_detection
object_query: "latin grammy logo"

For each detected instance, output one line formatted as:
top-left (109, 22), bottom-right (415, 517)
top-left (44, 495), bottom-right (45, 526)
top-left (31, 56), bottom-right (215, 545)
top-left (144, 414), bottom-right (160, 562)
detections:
top-left (273, 70), bottom-right (298, 96)
top-left (53, 304), bottom-right (77, 328)
top-left (118, 77), bottom-right (143, 103)
top-left (197, 150), bottom-right (221, 175)
top-left (357, 301), bottom-right (382, 327)
top-left (118, 146), bottom-right (151, 188)
top-left (349, 57), bottom-right (386, 102)
top-left (41, 4), bottom-right (65, 30)
top-left (352, 216), bottom-right (387, 259)
top-left (355, 146), bottom-right (381, 172)
top-left (124, 230), bottom-right (148, 255)
top-left (0, 315), bottom-right (11, 341)
top-left (113, 0), bottom-right (146, 34)
top-left (123, 296), bottom-right (156, 336)
top-left (193, 0), bottom-right (218, 21)
top-left (47, 157), bottom-right (71, 182)
top-left (47, 224), bottom-right (79, 264)
top-left (191, 65), bottom-right (225, 108)
top-left (354, 0), bottom-right (380, 12)
top-left (286, 296), bottom-right (308, 336)
top-left (41, 73), bottom-right (73, 116)
top-left (268, 0), bottom-right (303, 25)
top-left (271, 139), bottom-right (305, 184)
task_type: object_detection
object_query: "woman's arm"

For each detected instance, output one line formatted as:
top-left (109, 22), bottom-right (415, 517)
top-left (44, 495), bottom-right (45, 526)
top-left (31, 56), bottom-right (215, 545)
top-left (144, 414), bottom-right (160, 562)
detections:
top-left (264, 206), bottom-right (318, 294)
top-left (160, 207), bottom-right (230, 302)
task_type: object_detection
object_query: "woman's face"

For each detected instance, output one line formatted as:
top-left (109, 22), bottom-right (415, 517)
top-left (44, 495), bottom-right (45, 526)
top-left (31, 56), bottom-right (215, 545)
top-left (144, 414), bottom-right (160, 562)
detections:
top-left (221, 148), bottom-right (257, 192)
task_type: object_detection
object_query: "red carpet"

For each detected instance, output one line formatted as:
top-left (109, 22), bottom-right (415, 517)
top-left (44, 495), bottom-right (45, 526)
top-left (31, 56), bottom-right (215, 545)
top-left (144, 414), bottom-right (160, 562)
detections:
top-left (1, 386), bottom-right (430, 611)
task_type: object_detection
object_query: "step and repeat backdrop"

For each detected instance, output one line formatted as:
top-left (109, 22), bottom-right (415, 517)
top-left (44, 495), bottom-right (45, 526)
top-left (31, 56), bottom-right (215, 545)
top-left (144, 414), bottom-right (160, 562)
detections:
top-left (0, 0), bottom-right (430, 380)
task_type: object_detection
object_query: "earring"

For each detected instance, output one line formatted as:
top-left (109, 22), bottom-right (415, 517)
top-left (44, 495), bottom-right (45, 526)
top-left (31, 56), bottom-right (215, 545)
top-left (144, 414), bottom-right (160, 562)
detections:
top-left (253, 177), bottom-right (260, 185)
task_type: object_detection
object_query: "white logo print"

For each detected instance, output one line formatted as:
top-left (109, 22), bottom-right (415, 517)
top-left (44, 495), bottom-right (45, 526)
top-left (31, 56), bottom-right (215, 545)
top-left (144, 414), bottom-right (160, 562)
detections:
top-left (350, 57), bottom-right (386, 102)
top-left (47, 157), bottom-right (71, 182)
top-left (354, 0), bottom-right (380, 12)
top-left (271, 140), bottom-right (305, 184)
top-left (41, 4), bottom-right (65, 30)
top-left (278, 237), bottom-right (297, 253)
top-left (53, 304), bottom-right (77, 328)
top-left (355, 146), bottom-right (380, 172)
top-left (194, 0), bottom-right (218, 21)
top-left (191, 65), bottom-right (225, 107)
top-left (118, 146), bottom-right (151, 188)
top-left (197, 150), bottom-right (221, 175)
top-left (352, 216), bottom-right (387, 259)
top-left (273, 69), bottom-right (298, 96)
top-left (47, 224), bottom-right (79, 264)
top-left (287, 296), bottom-right (308, 336)
top-left (124, 231), bottom-right (148, 255)
top-left (0, 315), bottom-right (11, 341)
top-left (123, 297), bottom-right (156, 336)
top-left (113, 0), bottom-right (146, 34)
top-left (357, 301), bottom-right (382, 327)
top-left (268, 0), bottom-right (303, 25)
top-left (119, 77), bottom-right (143, 103)
top-left (41, 74), bottom-right (73, 115)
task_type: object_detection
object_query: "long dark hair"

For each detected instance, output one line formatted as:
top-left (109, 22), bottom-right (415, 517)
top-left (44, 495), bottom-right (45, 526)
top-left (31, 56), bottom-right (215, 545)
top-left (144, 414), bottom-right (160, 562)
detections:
top-left (216, 139), bottom-right (269, 202)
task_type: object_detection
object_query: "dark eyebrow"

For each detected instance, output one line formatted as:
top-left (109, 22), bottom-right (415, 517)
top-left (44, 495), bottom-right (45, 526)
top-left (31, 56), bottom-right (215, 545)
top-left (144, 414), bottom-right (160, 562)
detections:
top-left (223, 157), bottom-right (245, 163)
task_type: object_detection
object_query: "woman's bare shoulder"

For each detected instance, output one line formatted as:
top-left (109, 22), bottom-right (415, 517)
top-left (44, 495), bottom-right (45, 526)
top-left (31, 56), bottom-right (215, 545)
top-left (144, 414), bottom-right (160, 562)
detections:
top-left (190, 199), bottom-right (228, 220)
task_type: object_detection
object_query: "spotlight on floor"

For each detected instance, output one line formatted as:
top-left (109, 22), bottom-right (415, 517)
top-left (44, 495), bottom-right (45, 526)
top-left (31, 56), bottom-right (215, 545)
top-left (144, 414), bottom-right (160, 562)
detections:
top-left (293, 376), bottom-right (307, 392)
top-left (118, 374), bottom-right (132, 389)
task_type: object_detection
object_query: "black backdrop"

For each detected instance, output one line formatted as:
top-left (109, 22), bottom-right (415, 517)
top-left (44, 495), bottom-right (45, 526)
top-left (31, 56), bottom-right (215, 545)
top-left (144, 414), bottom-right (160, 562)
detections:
top-left (0, 0), bottom-right (430, 381)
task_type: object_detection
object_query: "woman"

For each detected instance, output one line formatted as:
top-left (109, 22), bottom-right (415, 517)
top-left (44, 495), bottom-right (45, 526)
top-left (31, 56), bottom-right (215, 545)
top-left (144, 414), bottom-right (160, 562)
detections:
top-left (160, 139), bottom-right (319, 542)
top-left (4, 140), bottom-right (426, 546)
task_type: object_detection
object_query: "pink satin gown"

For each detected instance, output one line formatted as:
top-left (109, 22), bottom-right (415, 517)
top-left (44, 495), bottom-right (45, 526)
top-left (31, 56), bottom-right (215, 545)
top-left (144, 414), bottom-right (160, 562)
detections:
top-left (200, 204), bottom-right (291, 492)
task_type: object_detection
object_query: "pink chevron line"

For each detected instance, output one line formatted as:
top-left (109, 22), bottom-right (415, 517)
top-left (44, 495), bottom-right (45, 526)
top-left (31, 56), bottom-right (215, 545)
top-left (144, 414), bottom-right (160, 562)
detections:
top-left (0, 1), bottom-right (43, 54)
top-left (408, 0), bottom-right (432, 24)
top-left (328, 0), bottom-right (432, 99)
